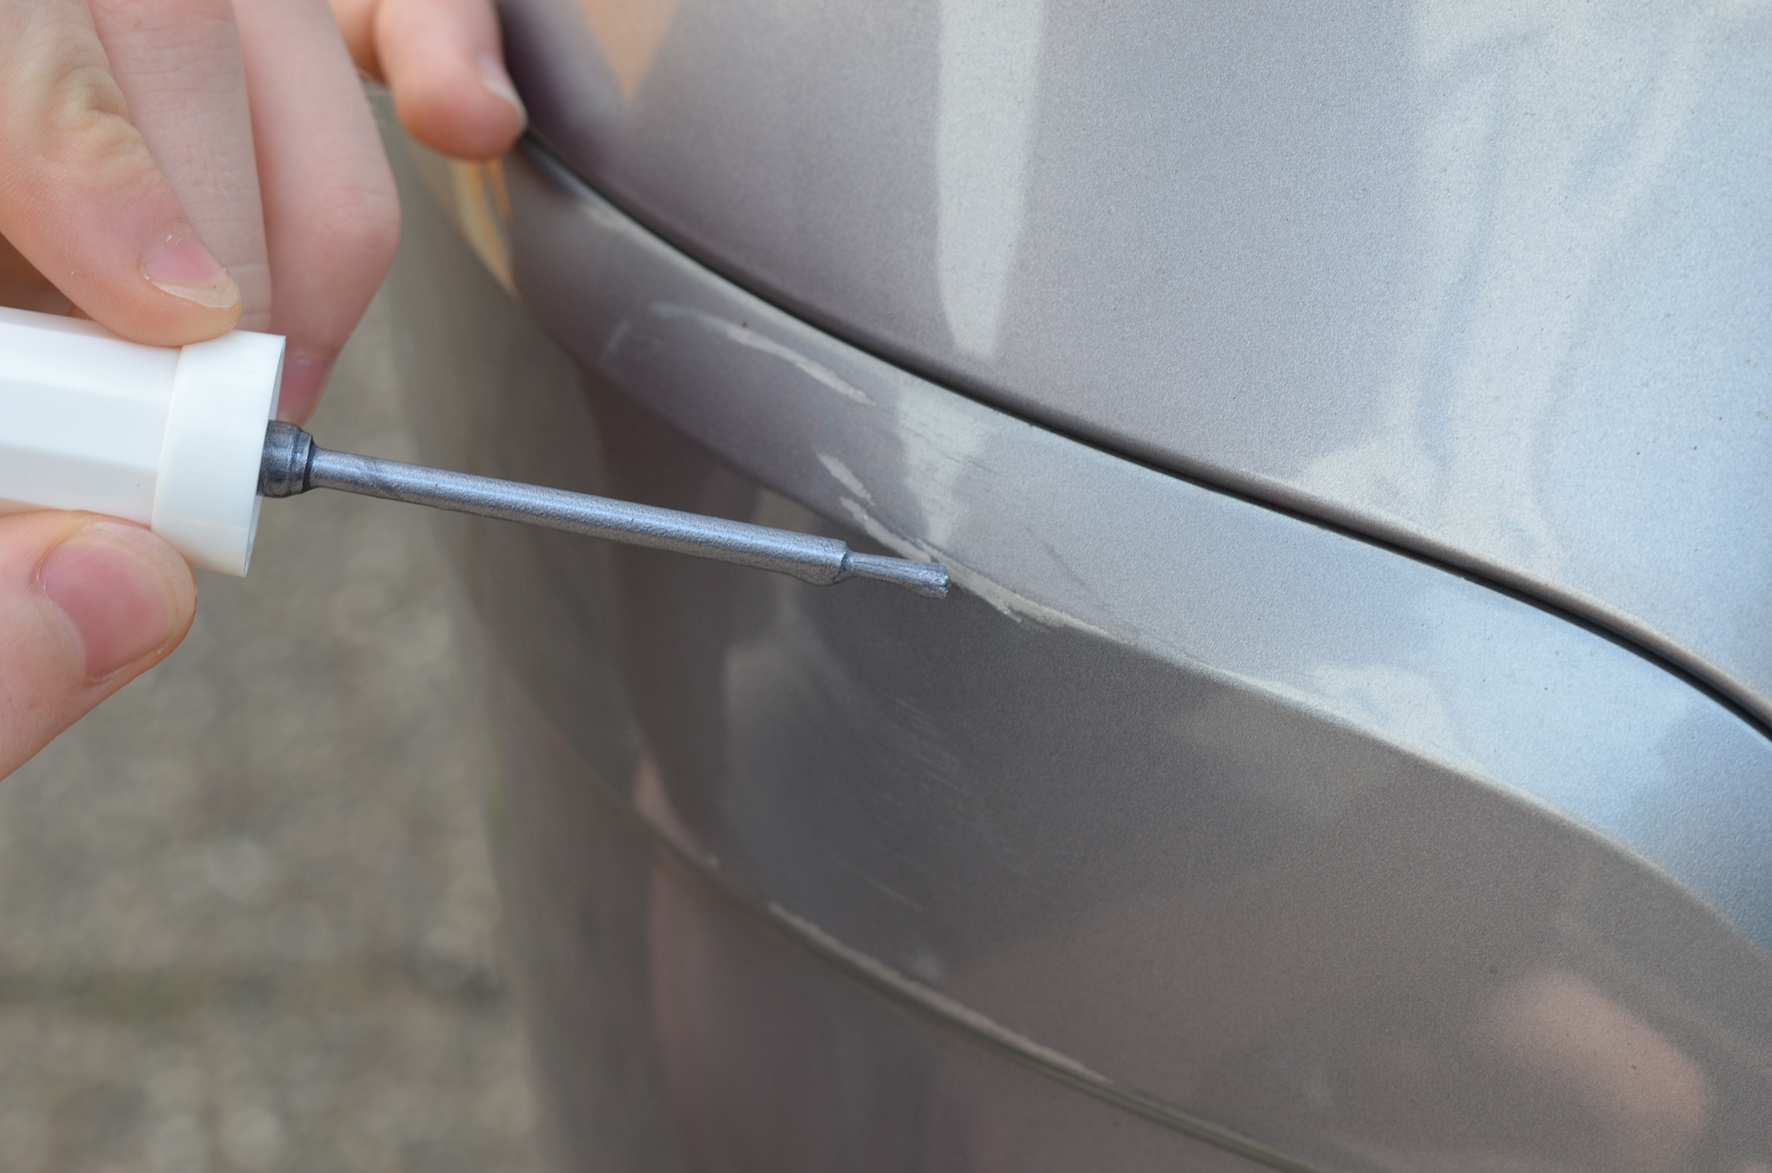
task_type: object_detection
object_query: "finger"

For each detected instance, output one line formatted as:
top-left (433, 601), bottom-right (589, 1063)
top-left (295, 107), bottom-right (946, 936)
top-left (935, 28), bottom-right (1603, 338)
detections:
top-left (0, 513), bottom-right (196, 779)
top-left (328, 0), bottom-right (382, 79)
top-left (88, 0), bottom-right (271, 330)
top-left (232, 0), bottom-right (400, 421)
top-left (0, 0), bottom-right (242, 345)
top-left (374, 0), bottom-right (525, 160)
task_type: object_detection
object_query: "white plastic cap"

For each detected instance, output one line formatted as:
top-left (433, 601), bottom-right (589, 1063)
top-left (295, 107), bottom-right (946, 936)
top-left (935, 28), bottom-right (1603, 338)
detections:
top-left (0, 305), bottom-right (283, 576)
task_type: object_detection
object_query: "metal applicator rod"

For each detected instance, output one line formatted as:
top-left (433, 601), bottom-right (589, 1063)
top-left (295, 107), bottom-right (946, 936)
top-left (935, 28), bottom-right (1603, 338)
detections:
top-left (258, 422), bottom-right (949, 598)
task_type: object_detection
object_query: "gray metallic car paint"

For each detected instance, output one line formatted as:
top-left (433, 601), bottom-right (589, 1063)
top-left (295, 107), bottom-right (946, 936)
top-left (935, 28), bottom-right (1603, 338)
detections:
top-left (380, 122), bottom-right (1772, 1172)
top-left (496, 0), bottom-right (1772, 732)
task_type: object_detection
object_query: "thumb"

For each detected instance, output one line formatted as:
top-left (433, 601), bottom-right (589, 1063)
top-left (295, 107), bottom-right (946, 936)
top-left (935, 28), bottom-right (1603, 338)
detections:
top-left (0, 513), bottom-right (196, 779)
top-left (0, 0), bottom-right (243, 345)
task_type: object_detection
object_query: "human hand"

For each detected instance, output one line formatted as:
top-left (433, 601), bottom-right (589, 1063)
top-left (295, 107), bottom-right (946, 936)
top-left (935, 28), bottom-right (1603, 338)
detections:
top-left (0, 513), bottom-right (196, 779)
top-left (0, 0), bottom-right (401, 774)
top-left (330, 0), bottom-right (527, 162)
top-left (2, 0), bottom-right (401, 422)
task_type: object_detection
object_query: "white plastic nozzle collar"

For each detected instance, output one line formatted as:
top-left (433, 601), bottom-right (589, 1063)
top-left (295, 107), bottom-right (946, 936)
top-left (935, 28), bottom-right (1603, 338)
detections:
top-left (0, 305), bottom-right (282, 576)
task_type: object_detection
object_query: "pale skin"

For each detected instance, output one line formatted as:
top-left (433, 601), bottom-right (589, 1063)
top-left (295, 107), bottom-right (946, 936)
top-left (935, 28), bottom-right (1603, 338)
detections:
top-left (0, 0), bottom-right (513, 778)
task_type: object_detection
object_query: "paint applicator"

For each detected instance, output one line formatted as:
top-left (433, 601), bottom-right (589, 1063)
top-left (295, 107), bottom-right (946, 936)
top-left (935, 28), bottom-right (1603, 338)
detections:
top-left (0, 307), bottom-right (947, 598)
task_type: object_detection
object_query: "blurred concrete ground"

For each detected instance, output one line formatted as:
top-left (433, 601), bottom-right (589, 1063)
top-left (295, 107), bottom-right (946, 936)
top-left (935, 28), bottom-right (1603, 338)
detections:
top-left (0, 293), bottom-right (538, 1172)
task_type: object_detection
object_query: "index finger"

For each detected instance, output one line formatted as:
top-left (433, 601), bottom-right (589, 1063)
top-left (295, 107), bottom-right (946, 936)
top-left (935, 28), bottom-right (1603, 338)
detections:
top-left (89, 0), bottom-right (271, 331)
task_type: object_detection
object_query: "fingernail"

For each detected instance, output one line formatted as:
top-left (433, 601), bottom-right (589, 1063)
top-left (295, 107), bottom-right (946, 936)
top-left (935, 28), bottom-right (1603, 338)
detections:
top-left (274, 346), bottom-right (335, 423)
top-left (143, 231), bottom-right (241, 310)
top-left (478, 53), bottom-right (527, 128)
top-left (40, 523), bottom-right (190, 680)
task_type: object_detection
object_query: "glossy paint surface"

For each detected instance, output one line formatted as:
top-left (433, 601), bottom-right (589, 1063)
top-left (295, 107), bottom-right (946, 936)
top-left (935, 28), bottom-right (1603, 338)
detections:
top-left (498, 0), bottom-right (1772, 729)
top-left (381, 136), bottom-right (1772, 1172)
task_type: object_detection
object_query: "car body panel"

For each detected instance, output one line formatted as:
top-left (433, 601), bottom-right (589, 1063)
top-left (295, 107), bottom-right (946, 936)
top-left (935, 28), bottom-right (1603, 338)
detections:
top-left (380, 133), bottom-right (1772, 1171)
top-left (497, 0), bottom-right (1772, 730)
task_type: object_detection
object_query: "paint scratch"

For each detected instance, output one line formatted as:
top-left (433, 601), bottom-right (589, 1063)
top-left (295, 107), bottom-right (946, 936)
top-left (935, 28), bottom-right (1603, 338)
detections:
top-left (651, 303), bottom-right (875, 405)
top-left (836, 497), bottom-right (1113, 639)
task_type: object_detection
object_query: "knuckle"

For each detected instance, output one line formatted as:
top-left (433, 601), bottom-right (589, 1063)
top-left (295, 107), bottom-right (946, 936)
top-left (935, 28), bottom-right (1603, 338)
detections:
top-left (38, 53), bottom-right (130, 137)
top-left (39, 80), bottom-right (155, 193)
top-left (320, 180), bottom-right (403, 267)
top-left (15, 29), bottom-right (152, 188)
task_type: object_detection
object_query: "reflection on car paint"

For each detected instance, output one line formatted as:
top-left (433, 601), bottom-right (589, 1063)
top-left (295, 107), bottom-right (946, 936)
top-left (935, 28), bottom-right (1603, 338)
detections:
top-left (371, 138), bottom-right (1772, 1170)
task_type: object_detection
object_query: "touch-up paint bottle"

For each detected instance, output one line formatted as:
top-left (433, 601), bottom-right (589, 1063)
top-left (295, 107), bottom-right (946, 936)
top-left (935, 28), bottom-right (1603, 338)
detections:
top-left (0, 305), bottom-right (282, 576)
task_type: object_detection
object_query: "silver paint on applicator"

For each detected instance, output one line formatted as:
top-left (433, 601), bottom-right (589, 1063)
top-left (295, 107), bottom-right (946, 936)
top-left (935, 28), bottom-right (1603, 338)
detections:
top-left (259, 422), bottom-right (950, 598)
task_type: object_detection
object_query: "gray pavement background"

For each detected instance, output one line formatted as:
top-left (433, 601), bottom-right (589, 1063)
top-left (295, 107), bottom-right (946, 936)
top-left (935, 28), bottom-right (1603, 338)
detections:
top-left (0, 295), bottom-right (539, 1173)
